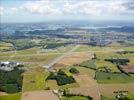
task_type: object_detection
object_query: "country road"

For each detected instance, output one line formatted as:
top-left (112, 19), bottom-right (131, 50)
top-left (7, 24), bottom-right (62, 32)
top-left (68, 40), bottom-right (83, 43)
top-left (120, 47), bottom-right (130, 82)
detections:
top-left (43, 45), bottom-right (80, 69)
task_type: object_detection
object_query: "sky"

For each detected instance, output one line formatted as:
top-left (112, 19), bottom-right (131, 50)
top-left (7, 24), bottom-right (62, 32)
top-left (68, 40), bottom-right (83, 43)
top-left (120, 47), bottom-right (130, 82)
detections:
top-left (0, 0), bottom-right (134, 23)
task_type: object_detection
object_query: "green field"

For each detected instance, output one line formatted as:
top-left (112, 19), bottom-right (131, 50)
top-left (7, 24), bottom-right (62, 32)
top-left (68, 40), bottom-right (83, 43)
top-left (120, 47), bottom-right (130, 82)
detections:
top-left (22, 67), bottom-right (49, 92)
top-left (76, 66), bottom-right (95, 77)
top-left (40, 45), bottom-right (75, 53)
top-left (0, 53), bottom-right (60, 66)
top-left (46, 80), bottom-right (79, 89)
top-left (96, 71), bottom-right (134, 83)
top-left (0, 93), bottom-right (21, 100)
top-left (62, 96), bottom-right (89, 100)
top-left (0, 41), bottom-right (13, 51)
top-left (79, 59), bottom-right (96, 70)
top-left (74, 45), bottom-right (134, 72)
top-left (0, 43), bottom-right (134, 100)
top-left (101, 95), bottom-right (114, 100)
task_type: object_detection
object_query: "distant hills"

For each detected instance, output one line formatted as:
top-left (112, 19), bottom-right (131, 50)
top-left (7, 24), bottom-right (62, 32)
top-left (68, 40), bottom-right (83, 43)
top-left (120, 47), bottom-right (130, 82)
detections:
top-left (97, 26), bottom-right (134, 33)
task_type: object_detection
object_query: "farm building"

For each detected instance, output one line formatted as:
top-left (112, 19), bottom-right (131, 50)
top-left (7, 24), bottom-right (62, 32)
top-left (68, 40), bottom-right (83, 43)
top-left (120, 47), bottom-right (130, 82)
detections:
top-left (0, 61), bottom-right (21, 71)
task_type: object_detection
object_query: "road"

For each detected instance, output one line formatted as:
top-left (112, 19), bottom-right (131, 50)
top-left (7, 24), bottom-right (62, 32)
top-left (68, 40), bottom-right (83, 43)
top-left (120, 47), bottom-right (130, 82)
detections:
top-left (43, 45), bottom-right (80, 69)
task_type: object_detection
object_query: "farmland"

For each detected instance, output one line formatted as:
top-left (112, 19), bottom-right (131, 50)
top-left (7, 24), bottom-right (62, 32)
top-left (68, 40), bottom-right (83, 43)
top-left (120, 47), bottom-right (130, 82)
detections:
top-left (0, 41), bottom-right (13, 51)
top-left (0, 42), bottom-right (134, 100)
top-left (22, 67), bottom-right (49, 92)
top-left (62, 96), bottom-right (89, 100)
top-left (95, 71), bottom-right (134, 83)
top-left (0, 93), bottom-right (21, 100)
top-left (1, 1), bottom-right (134, 99)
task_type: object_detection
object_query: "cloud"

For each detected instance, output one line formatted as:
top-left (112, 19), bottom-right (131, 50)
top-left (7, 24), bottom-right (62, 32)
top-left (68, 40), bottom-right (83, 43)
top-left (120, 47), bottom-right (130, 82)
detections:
top-left (63, 1), bottom-right (102, 15)
top-left (21, 1), bottom-right (61, 15)
top-left (123, 1), bottom-right (134, 10)
top-left (0, 7), bottom-right (4, 15)
top-left (1, 0), bottom-right (134, 17)
top-left (62, 1), bottom-right (129, 16)
top-left (0, 6), bottom-right (19, 16)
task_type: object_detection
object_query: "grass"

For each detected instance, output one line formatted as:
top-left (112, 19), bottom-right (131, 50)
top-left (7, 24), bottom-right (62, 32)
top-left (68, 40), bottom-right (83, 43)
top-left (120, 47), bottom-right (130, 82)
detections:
top-left (0, 41), bottom-right (13, 51)
top-left (101, 95), bottom-right (114, 100)
top-left (22, 67), bottom-right (49, 92)
top-left (46, 80), bottom-right (79, 89)
top-left (96, 60), bottom-right (119, 72)
top-left (130, 74), bottom-right (134, 78)
top-left (74, 45), bottom-right (134, 72)
top-left (122, 46), bottom-right (134, 51)
top-left (74, 45), bottom-right (105, 52)
top-left (75, 66), bottom-right (95, 78)
top-left (74, 44), bottom-right (122, 52)
top-left (79, 59), bottom-right (96, 70)
top-left (16, 47), bottom-right (40, 55)
top-left (40, 45), bottom-right (75, 53)
top-left (0, 93), bottom-right (21, 100)
top-left (0, 53), bottom-right (60, 65)
top-left (95, 52), bottom-right (125, 72)
top-left (96, 71), bottom-right (134, 83)
top-left (62, 96), bottom-right (89, 100)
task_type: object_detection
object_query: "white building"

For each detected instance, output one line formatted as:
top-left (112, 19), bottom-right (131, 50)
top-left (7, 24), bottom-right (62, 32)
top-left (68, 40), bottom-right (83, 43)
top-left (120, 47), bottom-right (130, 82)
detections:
top-left (0, 61), bottom-right (21, 71)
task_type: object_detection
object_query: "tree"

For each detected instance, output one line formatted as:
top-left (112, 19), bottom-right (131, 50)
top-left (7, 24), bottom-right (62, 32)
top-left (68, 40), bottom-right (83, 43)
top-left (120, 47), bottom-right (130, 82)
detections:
top-left (69, 68), bottom-right (79, 74)
top-left (92, 53), bottom-right (97, 59)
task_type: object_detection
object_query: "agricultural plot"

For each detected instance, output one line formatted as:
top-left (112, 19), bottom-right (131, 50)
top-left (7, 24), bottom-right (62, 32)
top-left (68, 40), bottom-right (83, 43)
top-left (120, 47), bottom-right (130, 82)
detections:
top-left (96, 60), bottom-right (119, 72)
top-left (101, 95), bottom-right (114, 100)
top-left (55, 52), bottom-right (91, 67)
top-left (76, 66), bottom-right (95, 78)
top-left (22, 90), bottom-right (59, 100)
top-left (40, 45), bottom-right (75, 53)
top-left (121, 47), bottom-right (134, 51)
top-left (79, 59), bottom-right (96, 70)
top-left (46, 80), bottom-right (79, 90)
top-left (70, 74), bottom-right (100, 100)
top-left (0, 53), bottom-right (60, 66)
top-left (16, 48), bottom-right (40, 55)
top-left (99, 84), bottom-right (134, 98)
top-left (62, 96), bottom-right (89, 100)
top-left (46, 69), bottom-right (79, 90)
top-left (120, 65), bottom-right (134, 73)
top-left (0, 41), bottom-right (13, 51)
top-left (0, 93), bottom-right (21, 100)
top-left (0, 43), bottom-right (134, 100)
top-left (74, 45), bottom-right (121, 52)
top-left (74, 45), bottom-right (134, 72)
top-left (22, 67), bottom-right (49, 92)
top-left (96, 71), bottom-right (134, 83)
top-left (95, 51), bottom-right (134, 72)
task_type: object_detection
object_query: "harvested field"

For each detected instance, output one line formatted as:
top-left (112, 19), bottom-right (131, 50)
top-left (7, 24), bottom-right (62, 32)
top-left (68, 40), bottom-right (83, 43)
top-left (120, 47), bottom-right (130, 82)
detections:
top-left (99, 84), bottom-right (134, 97)
top-left (70, 75), bottom-right (101, 100)
top-left (54, 52), bottom-right (91, 67)
top-left (121, 65), bottom-right (134, 73)
top-left (22, 90), bottom-right (59, 100)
